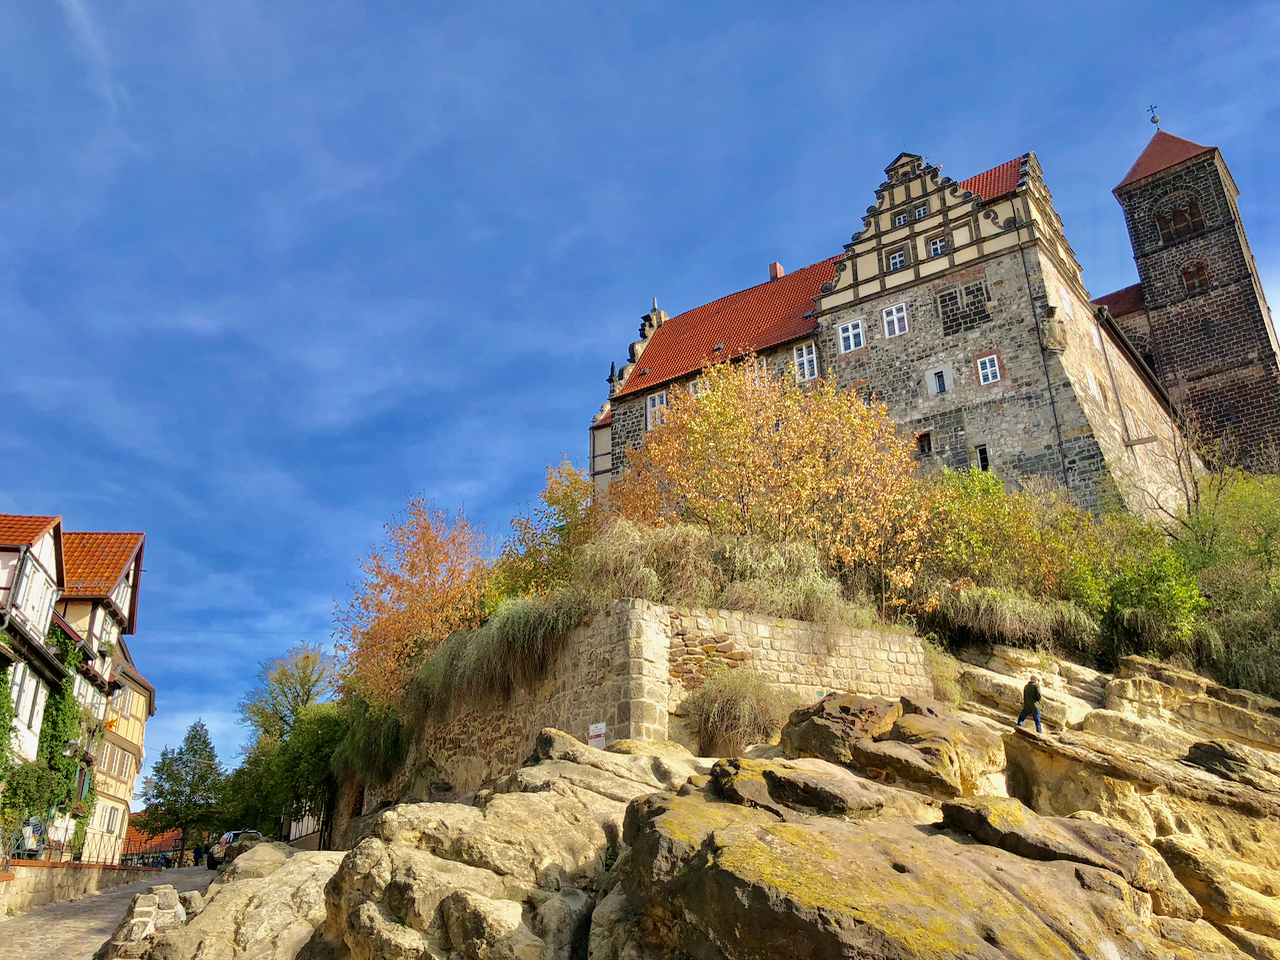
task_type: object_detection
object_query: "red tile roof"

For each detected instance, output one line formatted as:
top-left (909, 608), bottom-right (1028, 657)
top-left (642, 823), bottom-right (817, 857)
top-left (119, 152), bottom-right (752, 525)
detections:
top-left (125, 821), bottom-right (182, 850)
top-left (1092, 283), bottom-right (1145, 318)
top-left (0, 514), bottom-right (60, 548)
top-left (1115, 131), bottom-right (1214, 193)
top-left (956, 156), bottom-right (1027, 201)
top-left (63, 532), bottom-right (144, 598)
top-left (614, 258), bottom-right (838, 398)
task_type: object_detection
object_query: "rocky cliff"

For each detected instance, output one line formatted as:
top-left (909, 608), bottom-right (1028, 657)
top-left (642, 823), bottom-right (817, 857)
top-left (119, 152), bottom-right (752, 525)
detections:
top-left (104, 650), bottom-right (1280, 960)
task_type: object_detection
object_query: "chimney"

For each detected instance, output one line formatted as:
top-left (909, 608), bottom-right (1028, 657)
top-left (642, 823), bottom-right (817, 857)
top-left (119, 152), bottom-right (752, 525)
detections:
top-left (769, 262), bottom-right (785, 281)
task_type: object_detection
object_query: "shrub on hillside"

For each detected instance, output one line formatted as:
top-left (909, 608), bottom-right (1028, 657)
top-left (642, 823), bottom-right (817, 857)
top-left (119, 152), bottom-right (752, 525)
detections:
top-left (1098, 553), bottom-right (1206, 669)
top-left (610, 358), bottom-right (929, 602)
top-left (682, 667), bottom-right (797, 757)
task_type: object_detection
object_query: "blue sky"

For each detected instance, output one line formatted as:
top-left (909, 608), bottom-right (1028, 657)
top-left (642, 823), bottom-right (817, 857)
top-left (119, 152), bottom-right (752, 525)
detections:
top-left (3, 1), bottom-right (1277, 775)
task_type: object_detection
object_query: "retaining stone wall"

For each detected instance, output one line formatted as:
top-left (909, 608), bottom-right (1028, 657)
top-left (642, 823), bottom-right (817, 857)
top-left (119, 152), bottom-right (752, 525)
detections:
top-left (354, 600), bottom-right (933, 815)
top-left (0, 859), bottom-right (160, 916)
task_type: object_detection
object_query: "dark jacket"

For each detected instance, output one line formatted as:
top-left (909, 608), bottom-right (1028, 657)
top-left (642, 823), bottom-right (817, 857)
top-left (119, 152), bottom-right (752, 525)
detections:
top-left (1022, 680), bottom-right (1042, 710)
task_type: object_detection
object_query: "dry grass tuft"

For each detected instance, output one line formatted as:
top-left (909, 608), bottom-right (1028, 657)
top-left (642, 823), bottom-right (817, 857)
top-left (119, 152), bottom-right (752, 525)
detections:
top-left (923, 586), bottom-right (1097, 654)
top-left (682, 666), bottom-right (799, 756)
top-left (408, 589), bottom-right (590, 723)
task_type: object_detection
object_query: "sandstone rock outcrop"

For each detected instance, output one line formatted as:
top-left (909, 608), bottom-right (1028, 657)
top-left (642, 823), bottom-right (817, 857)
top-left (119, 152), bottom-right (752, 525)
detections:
top-left (107, 644), bottom-right (1280, 960)
top-left (778, 692), bottom-right (1006, 797)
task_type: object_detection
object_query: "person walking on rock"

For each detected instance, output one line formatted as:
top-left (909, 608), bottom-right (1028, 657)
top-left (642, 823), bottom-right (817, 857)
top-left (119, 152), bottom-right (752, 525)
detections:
top-left (1017, 675), bottom-right (1043, 733)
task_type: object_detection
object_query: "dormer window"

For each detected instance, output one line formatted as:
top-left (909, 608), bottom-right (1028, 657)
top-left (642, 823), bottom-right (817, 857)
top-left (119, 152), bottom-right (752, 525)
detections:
top-left (887, 249), bottom-right (907, 271)
top-left (915, 204), bottom-right (929, 219)
top-left (894, 213), bottom-right (910, 227)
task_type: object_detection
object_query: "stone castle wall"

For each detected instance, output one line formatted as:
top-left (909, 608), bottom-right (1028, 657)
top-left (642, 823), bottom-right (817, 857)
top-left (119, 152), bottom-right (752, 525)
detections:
top-left (352, 599), bottom-right (932, 814)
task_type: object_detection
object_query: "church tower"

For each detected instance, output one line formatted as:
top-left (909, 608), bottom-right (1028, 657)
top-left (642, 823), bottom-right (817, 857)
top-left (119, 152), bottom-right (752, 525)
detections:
top-left (1110, 131), bottom-right (1280, 457)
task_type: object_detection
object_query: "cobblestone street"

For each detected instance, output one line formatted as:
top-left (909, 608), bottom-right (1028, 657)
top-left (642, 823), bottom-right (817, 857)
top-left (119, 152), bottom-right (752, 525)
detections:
top-left (0, 866), bottom-right (210, 960)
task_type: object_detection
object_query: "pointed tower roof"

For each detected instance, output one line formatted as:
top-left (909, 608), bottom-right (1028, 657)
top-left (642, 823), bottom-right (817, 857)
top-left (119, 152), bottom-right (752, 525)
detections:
top-left (1114, 131), bottom-right (1216, 194)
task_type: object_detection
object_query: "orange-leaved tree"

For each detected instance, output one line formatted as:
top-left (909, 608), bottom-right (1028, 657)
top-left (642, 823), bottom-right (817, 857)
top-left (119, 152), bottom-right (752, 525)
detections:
top-left (334, 499), bottom-right (489, 708)
top-left (611, 358), bottom-right (929, 603)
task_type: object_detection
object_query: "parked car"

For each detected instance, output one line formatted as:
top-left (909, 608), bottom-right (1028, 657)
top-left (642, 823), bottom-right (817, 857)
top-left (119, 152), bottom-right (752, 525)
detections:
top-left (206, 829), bottom-right (262, 869)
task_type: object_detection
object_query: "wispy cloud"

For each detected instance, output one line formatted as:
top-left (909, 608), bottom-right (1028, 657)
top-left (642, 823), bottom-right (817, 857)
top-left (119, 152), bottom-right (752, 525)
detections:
top-left (56, 0), bottom-right (122, 114)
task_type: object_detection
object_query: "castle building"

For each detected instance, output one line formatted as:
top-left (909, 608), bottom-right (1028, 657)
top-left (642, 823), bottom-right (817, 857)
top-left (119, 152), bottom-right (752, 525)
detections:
top-left (591, 132), bottom-right (1278, 511)
top-left (1094, 132), bottom-right (1280, 456)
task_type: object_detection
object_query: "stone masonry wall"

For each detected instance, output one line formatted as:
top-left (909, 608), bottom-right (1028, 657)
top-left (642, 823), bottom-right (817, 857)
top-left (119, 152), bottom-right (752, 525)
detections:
top-left (662, 606), bottom-right (932, 731)
top-left (353, 600), bottom-right (933, 816)
top-left (0, 859), bottom-right (160, 916)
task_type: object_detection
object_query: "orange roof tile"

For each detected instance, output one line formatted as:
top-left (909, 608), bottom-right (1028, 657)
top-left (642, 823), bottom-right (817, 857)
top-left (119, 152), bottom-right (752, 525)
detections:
top-left (125, 821), bottom-right (182, 849)
top-left (1115, 131), bottom-right (1214, 193)
top-left (614, 258), bottom-right (837, 399)
top-left (63, 532), bottom-right (144, 598)
top-left (0, 514), bottom-right (60, 548)
top-left (956, 156), bottom-right (1027, 201)
top-left (1092, 283), bottom-right (1145, 318)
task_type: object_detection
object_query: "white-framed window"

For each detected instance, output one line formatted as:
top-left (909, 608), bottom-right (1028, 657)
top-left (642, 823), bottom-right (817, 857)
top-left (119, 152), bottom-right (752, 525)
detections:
top-left (1086, 368), bottom-right (1099, 399)
top-left (887, 249), bottom-right (907, 271)
top-left (1091, 323), bottom-right (1102, 351)
top-left (894, 213), bottom-right (909, 227)
top-left (916, 204), bottom-right (929, 218)
top-left (645, 391), bottom-right (667, 430)
top-left (793, 342), bottom-right (819, 382)
top-left (977, 354), bottom-right (1001, 384)
top-left (1058, 283), bottom-right (1074, 319)
top-left (837, 319), bottom-right (865, 353)
top-left (883, 303), bottom-right (908, 338)
top-left (975, 445), bottom-right (991, 471)
top-left (933, 371), bottom-right (947, 394)
top-left (929, 237), bottom-right (947, 257)
top-left (685, 378), bottom-right (705, 397)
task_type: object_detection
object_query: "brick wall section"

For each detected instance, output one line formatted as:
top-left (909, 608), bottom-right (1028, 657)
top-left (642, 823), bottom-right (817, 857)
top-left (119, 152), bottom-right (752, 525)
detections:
top-left (352, 600), bottom-right (932, 813)
top-left (1117, 152), bottom-right (1280, 455)
top-left (0, 860), bottom-right (160, 916)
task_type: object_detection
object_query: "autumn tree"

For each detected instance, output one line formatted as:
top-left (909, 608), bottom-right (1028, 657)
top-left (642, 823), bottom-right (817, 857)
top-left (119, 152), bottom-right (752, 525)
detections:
top-left (238, 643), bottom-right (337, 743)
top-left (611, 358), bottom-right (929, 605)
top-left (334, 500), bottom-right (488, 707)
top-left (489, 458), bottom-right (598, 600)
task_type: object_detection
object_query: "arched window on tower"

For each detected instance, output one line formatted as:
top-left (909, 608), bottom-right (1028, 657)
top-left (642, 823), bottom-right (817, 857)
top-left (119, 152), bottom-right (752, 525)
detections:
top-left (1181, 262), bottom-right (1210, 295)
top-left (1156, 197), bottom-right (1206, 242)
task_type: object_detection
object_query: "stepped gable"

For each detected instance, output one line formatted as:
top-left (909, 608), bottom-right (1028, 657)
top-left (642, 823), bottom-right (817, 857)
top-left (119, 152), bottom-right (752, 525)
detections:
top-left (612, 158), bottom-right (1026, 401)
top-left (1114, 130), bottom-right (1216, 193)
top-left (1092, 283), bottom-right (1145, 319)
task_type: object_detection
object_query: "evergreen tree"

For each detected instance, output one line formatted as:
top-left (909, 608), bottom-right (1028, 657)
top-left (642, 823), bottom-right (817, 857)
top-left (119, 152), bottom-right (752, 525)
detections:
top-left (133, 720), bottom-right (223, 857)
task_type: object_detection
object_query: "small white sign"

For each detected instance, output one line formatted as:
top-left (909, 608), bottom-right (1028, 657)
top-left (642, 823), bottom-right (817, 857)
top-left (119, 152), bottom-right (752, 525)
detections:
top-left (588, 722), bottom-right (607, 748)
